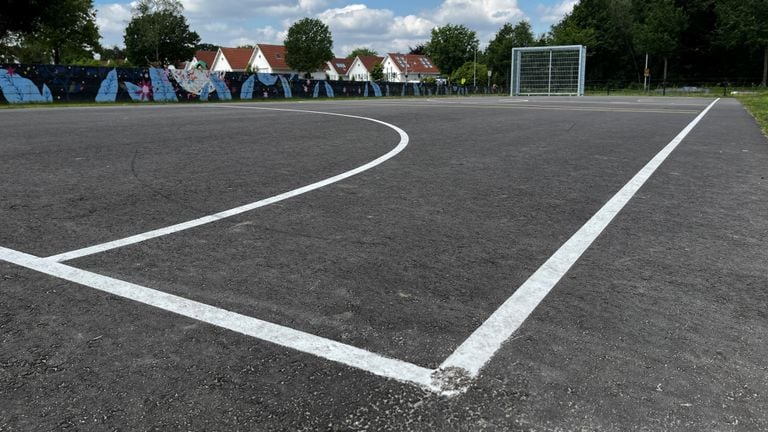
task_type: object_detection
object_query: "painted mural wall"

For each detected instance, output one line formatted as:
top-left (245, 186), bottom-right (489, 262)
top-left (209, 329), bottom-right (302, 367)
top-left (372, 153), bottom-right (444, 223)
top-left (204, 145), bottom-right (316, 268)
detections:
top-left (0, 64), bottom-right (466, 104)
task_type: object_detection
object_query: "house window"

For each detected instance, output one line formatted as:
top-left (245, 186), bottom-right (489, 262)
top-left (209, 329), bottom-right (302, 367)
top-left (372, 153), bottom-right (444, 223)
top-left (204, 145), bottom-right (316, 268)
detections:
top-left (275, 53), bottom-right (282, 59)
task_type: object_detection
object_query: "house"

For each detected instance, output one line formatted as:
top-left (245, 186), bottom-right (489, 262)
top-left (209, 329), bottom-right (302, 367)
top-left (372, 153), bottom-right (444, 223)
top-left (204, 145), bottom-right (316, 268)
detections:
top-left (347, 56), bottom-right (384, 81)
top-left (249, 44), bottom-right (326, 79)
top-left (325, 57), bottom-right (353, 81)
top-left (211, 47), bottom-right (254, 72)
top-left (381, 53), bottom-right (440, 83)
top-left (185, 49), bottom-right (217, 70)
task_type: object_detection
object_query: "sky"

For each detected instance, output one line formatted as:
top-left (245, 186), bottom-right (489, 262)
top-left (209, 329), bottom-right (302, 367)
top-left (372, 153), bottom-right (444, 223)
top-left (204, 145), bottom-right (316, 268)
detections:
top-left (94, 0), bottom-right (578, 57)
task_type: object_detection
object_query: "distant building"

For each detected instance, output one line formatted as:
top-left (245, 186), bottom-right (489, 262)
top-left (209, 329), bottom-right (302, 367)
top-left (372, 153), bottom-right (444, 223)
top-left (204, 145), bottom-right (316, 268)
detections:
top-left (249, 44), bottom-right (325, 79)
top-left (325, 58), bottom-right (354, 81)
top-left (381, 53), bottom-right (440, 83)
top-left (211, 47), bottom-right (255, 72)
top-left (185, 50), bottom-right (217, 70)
top-left (347, 56), bottom-right (384, 81)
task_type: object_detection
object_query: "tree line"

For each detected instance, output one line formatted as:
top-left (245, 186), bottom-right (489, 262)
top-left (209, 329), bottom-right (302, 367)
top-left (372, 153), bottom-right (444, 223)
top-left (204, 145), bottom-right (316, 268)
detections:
top-left (1, 0), bottom-right (766, 87)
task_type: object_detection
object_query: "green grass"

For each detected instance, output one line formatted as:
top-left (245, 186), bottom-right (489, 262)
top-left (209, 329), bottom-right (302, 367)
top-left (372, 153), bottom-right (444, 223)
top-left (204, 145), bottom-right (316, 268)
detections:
top-left (736, 92), bottom-right (768, 137)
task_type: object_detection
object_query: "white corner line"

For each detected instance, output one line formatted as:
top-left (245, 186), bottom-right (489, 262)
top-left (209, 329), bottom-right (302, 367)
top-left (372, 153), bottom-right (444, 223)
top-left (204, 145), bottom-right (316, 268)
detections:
top-left (439, 98), bottom-right (720, 378)
top-left (45, 106), bottom-right (409, 263)
top-left (0, 245), bottom-right (441, 393)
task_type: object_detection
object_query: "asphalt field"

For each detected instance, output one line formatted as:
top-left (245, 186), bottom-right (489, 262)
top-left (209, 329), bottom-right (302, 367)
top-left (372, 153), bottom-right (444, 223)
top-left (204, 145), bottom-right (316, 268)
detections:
top-left (1, 96), bottom-right (766, 430)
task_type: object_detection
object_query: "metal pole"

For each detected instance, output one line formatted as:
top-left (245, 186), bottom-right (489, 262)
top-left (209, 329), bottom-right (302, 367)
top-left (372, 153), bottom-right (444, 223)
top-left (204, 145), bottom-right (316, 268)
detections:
top-left (644, 53), bottom-right (648, 92)
top-left (473, 47), bottom-right (477, 88)
top-left (548, 49), bottom-right (552, 96)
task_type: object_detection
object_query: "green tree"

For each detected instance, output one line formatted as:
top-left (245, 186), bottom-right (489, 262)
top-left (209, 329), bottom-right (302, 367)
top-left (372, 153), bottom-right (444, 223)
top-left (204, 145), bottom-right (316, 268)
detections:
top-left (124, 0), bottom-right (200, 66)
top-left (284, 18), bottom-right (334, 76)
top-left (195, 42), bottom-right (219, 51)
top-left (486, 22), bottom-right (536, 87)
top-left (425, 24), bottom-right (479, 79)
top-left (347, 47), bottom-right (377, 58)
top-left (408, 43), bottom-right (426, 55)
top-left (716, 0), bottom-right (768, 86)
top-left (370, 63), bottom-right (384, 81)
top-left (450, 61), bottom-right (488, 87)
top-left (3, 0), bottom-right (101, 64)
top-left (0, 0), bottom-right (48, 41)
top-left (634, 0), bottom-right (686, 85)
top-left (551, 0), bottom-right (637, 83)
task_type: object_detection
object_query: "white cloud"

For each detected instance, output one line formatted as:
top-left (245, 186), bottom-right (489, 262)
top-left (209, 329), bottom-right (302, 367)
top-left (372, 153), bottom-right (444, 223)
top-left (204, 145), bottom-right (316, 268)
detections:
top-left (94, 0), bottom-right (537, 57)
top-left (95, 3), bottom-right (133, 47)
top-left (537, 0), bottom-right (577, 25)
top-left (434, 0), bottom-right (524, 26)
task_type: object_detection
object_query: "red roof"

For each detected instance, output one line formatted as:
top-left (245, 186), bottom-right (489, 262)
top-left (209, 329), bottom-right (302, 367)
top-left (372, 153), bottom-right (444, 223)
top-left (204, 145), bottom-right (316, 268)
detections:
top-left (219, 47), bottom-right (254, 70)
top-left (257, 44), bottom-right (290, 71)
top-left (194, 50), bottom-right (216, 68)
top-left (387, 53), bottom-right (439, 74)
top-left (357, 56), bottom-right (384, 71)
top-left (328, 57), bottom-right (354, 74)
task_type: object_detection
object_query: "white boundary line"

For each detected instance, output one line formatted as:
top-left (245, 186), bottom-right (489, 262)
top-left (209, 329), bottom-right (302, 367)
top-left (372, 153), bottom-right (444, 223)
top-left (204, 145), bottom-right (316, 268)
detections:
top-left (47, 105), bottom-right (409, 262)
top-left (0, 246), bottom-right (439, 392)
top-left (0, 99), bottom-right (719, 396)
top-left (438, 98), bottom-right (720, 378)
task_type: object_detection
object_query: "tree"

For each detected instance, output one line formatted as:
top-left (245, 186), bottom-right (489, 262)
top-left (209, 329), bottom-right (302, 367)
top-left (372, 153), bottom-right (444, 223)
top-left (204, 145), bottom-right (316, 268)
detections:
top-left (450, 61), bottom-right (488, 87)
top-left (716, 0), bottom-right (768, 86)
top-left (0, 0), bottom-right (48, 39)
top-left (196, 42), bottom-right (219, 52)
top-left (634, 0), bottom-right (686, 86)
top-left (550, 0), bottom-right (637, 83)
top-left (124, 0), bottom-right (200, 66)
top-left (2, 0), bottom-right (101, 64)
top-left (284, 18), bottom-right (334, 76)
top-left (425, 24), bottom-right (479, 79)
top-left (347, 47), bottom-right (377, 58)
top-left (486, 22), bottom-right (536, 87)
top-left (409, 44), bottom-right (426, 55)
top-left (370, 63), bottom-right (384, 81)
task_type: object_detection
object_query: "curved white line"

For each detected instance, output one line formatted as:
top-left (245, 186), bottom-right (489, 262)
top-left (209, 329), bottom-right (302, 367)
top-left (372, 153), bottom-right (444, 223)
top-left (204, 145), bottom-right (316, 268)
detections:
top-left (47, 106), bottom-right (409, 262)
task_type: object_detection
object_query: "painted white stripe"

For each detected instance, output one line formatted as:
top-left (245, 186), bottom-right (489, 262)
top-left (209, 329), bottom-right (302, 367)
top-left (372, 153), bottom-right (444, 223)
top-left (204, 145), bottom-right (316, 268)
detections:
top-left (47, 106), bottom-right (409, 262)
top-left (439, 98), bottom-right (720, 377)
top-left (0, 245), bottom-right (438, 391)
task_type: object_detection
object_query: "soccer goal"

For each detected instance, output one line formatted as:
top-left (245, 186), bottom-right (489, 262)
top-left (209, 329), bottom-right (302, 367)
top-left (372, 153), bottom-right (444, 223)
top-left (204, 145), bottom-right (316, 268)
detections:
top-left (511, 45), bottom-right (587, 96)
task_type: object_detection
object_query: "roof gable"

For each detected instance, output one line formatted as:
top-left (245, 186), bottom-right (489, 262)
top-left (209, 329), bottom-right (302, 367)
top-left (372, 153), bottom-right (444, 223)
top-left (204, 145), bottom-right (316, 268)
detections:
top-left (218, 47), bottom-right (254, 70)
top-left (194, 50), bottom-right (217, 68)
top-left (356, 56), bottom-right (384, 71)
top-left (328, 57), bottom-right (353, 74)
top-left (256, 44), bottom-right (289, 70)
top-left (386, 53), bottom-right (440, 74)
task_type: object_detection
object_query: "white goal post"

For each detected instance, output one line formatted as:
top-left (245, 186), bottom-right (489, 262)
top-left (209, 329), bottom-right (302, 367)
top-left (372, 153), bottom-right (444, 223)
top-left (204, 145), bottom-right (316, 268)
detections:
top-left (511, 45), bottom-right (587, 96)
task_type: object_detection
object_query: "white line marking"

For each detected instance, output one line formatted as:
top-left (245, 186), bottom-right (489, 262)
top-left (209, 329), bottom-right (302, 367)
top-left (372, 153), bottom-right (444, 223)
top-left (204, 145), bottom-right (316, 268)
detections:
top-left (0, 246), bottom-right (439, 392)
top-left (439, 98), bottom-right (720, 378)
top-left (47, 106), bottom-right (409, 262)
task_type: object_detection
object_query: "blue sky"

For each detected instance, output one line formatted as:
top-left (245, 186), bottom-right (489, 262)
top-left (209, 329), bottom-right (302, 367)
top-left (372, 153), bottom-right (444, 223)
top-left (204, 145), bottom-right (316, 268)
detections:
top-left (94, 0), bottom-right (577, 56)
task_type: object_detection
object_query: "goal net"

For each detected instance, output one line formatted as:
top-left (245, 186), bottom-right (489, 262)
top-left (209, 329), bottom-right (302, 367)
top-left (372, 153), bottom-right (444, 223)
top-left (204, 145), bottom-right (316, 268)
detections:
top-left (511, 45), bottom-right (586, 96)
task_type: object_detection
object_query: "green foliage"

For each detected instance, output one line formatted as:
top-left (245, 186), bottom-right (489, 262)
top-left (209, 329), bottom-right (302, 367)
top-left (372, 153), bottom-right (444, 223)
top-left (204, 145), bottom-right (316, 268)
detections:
top-left (347, 47), bottom-right (377, 59)
top-left (0, 0), bottom-right (49, 37)
top-left (716, 0), bottom-right (768, 85)
top-left (370, 63), bottom-right (384, 81)
top-left (486, 22), bottom-right (535, 86)
top-left (425, 24), bottom-right (479, 77)
top-left (6, 0), bottom-right (101, 64)
top-left (284, 18), bottom-right (333, 75)
top-left (634, 0), bottom-right (686, 58)
top-left (737, 93), bottom-right (768, 134)
top-left (409, 44), bottom-right (426, 55)
top-left (451, 61), bottom-right (488, 86)
top-left (196, 42), bottom-right (218, 51)
top-left (124, 0), bottom-right (200, 66)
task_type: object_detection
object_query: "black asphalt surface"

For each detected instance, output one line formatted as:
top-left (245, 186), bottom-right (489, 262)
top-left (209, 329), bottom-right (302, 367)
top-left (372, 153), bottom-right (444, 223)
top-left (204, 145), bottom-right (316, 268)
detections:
top-left (1, 96), bottom-right (766, 430)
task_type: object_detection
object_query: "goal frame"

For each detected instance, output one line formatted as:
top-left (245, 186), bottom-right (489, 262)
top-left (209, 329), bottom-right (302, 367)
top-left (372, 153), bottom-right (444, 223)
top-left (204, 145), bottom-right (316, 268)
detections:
top-left (510, 45), bottom-right (587, 96)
